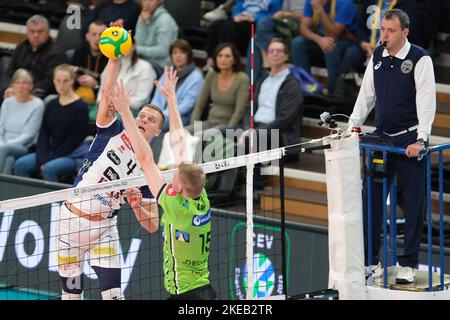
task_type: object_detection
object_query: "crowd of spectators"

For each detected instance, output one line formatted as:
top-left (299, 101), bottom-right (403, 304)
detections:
top-left (0, 0), bottom-right (448, 185)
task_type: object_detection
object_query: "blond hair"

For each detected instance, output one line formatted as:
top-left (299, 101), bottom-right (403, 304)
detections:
top-left (177, 163), bottom-right (205, 197)
top-left (53, 63), bottom-right (75, 80)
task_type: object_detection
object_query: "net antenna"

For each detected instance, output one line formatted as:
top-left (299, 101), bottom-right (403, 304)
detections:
top-left (245, 22), bottom-right (256, 300)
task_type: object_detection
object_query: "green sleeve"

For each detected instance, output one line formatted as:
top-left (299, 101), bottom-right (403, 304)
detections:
top-left (157, 184), bottom-right (180, 224)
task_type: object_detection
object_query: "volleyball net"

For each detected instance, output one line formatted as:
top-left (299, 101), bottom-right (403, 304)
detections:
top-left (0, 147), bottom-right (288, 300)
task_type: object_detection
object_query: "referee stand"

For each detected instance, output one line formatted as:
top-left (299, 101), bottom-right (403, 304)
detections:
top-left (360, 138), bottom-right (450, 299)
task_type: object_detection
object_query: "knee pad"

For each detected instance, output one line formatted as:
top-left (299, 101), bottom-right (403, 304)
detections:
top-left (101, 287), bottom-right (124, 300)
top-left (60, 275), bottom-right (83, 295)
top-left (92, 266), bottom-right (121, 291)
top-left (61, 291), bottom-right (83, 300)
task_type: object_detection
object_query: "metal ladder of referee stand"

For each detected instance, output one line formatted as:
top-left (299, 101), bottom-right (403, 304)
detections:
top-left (360, 139), bottom-right (450, 299)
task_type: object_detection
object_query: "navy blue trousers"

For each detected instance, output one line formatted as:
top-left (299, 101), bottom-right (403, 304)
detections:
top-left (363, 130), bottom-right (426, 268)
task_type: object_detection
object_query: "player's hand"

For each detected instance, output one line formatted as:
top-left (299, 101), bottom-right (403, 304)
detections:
top-left (109, 79), bottom-right (130, 114)
top-left (110, 19), bottom-right (124, 29)
top-left (405, 142), bottom-right (425, 158)
top-left (124, 188), bottom-right (142, 208)
top-left (154, 66), bottom-right (178, 100)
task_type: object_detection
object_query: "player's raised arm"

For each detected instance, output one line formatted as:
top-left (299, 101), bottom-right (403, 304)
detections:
top-left (155, 66), bottom-right (189, 164)
top-left (109, 80), bottom-right (165, 197)
top-left (97, 21), bottom-right (125, 127)
top-left (124, 188), bottom-right (159, 233)
top-left (97, 58), bottom-right (121, 126)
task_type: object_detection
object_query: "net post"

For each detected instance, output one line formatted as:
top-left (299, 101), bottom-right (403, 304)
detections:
top-left (245, 153), bottom-right (255, 300)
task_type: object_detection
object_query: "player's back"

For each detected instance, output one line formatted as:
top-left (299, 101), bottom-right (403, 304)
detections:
top-left (158, 184), bottom-right (212, 295)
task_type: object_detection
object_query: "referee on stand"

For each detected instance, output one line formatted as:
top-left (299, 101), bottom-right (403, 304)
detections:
top-left (348, 9), bottom-right (436, 285)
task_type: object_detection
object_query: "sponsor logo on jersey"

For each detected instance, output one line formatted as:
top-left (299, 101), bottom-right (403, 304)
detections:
top-left (175, 230), bottom-right (190, 243)
top-left (118, 145), bottom-right (126, 153)
top-left (94, 193), bottom-right (112, 208)
top-left (121, 133), bottom-right (133, 151)
top-left (103, 167), bottom-right (120, 181)
top-left (165, 184), bottom-right (177, 196)
top-left (77, 159), bottom-right (91, 175)
top-left (107, 150), bottom-right (121, 165)
top-left (182, 258), bottom-right (207, 266)
top-left (192, 210), bottom-right (211, 226)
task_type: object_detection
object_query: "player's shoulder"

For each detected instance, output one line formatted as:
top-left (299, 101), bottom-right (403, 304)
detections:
top-left (158, 183), bottom-right (179, 202)
top-left (96, 117), bottom-right (124, 135)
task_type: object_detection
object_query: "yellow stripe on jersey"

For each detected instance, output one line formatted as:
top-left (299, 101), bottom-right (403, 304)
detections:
top-left (92, 247), bottom-right (117, 256)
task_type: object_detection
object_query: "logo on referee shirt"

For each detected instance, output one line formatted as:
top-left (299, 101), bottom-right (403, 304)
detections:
top-left (401, 59), bottom-right (413, 74)
top-left (374, 61), bottom-right (382, 70)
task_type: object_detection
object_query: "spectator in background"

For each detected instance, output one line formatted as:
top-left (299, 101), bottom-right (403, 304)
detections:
top-left (291, 0), bottom-right (357, 95)
top-left (250, 38), bottom-right (302, 149)
top-left (340, 0), bottom-right (420, 74)
top-left (97, 43), bottom-right (156, 114)
top-left (0, 69), bottom-right (44, 174)
top-left (14, 64), bottom-right (89, 183)
top-left (239, 38), bottom-right (303, 188)
top-left (204, 0), bottom-right (282, 65)
top-left (135, 0), bottom-right (179, 76)
top-left (151, 39), bottom-right (204, 132)
top-left (188, 43), bottom-right (249, 135)
top-left (1, 15), bottom-right (67, 100)
top-left (83, 0), bottom-right (140, 35)
top-left (246, 0), bottom-right (305, 82)
top-left (70, 20), bottom-right (108, 105)
top-left (241, 38), bottom-right (302, 160)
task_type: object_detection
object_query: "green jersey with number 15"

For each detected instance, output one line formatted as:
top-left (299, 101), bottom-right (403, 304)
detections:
top-left (157, 183), bottom-right (211, 295)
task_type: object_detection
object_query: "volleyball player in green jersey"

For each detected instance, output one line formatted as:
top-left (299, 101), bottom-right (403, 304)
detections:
top-left (110, 66), bottom-right (216, 300)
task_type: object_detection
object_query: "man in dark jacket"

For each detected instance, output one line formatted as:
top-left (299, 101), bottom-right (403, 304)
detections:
top-left (252, 37), bottom-right (303, 149)
top-left (239, 37), bottom-right (302, 188)
top-left (2, 15), bottom-right (67, 99)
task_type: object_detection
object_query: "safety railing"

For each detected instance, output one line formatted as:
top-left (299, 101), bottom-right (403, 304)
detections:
top-left (359, 138), bottom-right (450, 290)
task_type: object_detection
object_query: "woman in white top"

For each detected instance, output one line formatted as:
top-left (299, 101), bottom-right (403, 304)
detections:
top-left (97, 44), bottom-right (156, 112)
top-left (0, 69), bottom-right (44, 174)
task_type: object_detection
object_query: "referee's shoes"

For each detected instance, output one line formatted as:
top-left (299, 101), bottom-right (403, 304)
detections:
top-left (365, 262), bottom-right (382, 284)
top-left (395, 266), bottom-right (415, 284)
